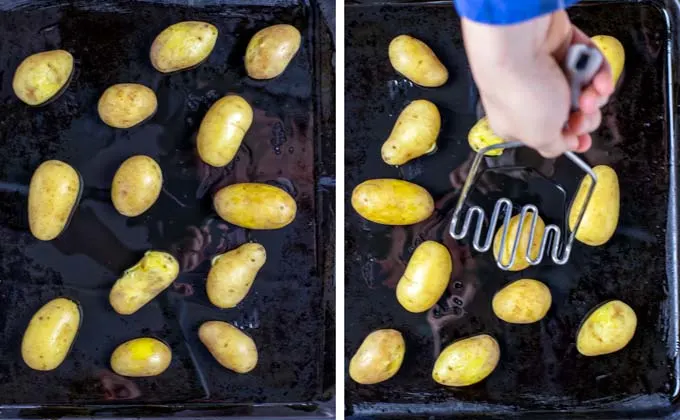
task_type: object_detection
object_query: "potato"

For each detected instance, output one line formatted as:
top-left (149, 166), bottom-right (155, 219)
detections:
top-left (468, 117), bottom-right (504, 156)
top-left (109, 251), bottom-right (179, 315)
top-left (381, 100), bottom-right (440, 166)
top-left (13, 50), bottom-right (74, 106)
top-left (28, 160), bottom-right (82, 241)
top-left (197, 95), bottom-right (253, 167)
top-left (492, 279), bottom-right (551, 324)
top-left (592, 35), bottom-right (625, 86)
top-left (349, 329), bottom-right (405, 385)
top-left (150, 21), bottom-right (218, 73)
top-left (351, 179), bottom-right (434, 225)
top-left (568, 165), bottom-right (619, 246)
top-left (576, 300), bottom-right (637, 356)
top-left (98, 83), bottom-right (157, 129)
top-left (493, 213), bottom-right (546, 271)
top-left (245, 24), bottom-right (301, 80)
top-left (432, 334), bottom-right (500, 387)
top-left (21, 298), bottom-right (80, 371)
top-left (207, 243), bottom-right (266, 309)
top-left (111, 155), bottom-right (163, 217)
top-left (388, 34), bottom-right (448, 87)
top-left (213, 183), bottom-right (296, 229)
top-left (396, 241), bottom-right (451, 313)
top-left (110, 337), bottom-right (172, 377)
top-left (198, 321), bottom-right (258, 373)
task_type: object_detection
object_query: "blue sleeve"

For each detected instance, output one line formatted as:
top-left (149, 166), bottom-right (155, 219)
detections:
top-left (454, 0), bottom-right (579, 25)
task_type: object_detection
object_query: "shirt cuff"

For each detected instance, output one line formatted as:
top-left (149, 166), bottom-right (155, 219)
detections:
top-left (454, 0), bottom-right (580, 25)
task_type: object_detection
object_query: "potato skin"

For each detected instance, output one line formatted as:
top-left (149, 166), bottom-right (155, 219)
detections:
top-left (493, 213), bottom-right (546, 271)
top-left (349, 329), bottom-right (405, 385)
top-left (150, 21), bottom-right (218, 73)
top-left (492, 279), bottom-right (552, 324)
top-left (13, 50), bottom-right (74, 106)
top-left (98, 84), bottom-right (157, 129)
top-left (432, 334), bottom-right (500, 387)
top-left (207, 243), bottom-right (266, 309)
top-left (199, 321), bottom-right (258, 373)
top-left (214, 183), bottom-right (296, 229)
top-left (468, 117), bottom-right (504, 156)
top-left (28, 160), bottom-right (81, 241)
top-left (245, 24), bottom-right (301, 80)
top-left (388, 35), bottom-right (448, 87)
top-left (568, 165), bottom-right (619, 246)
top-left (109, 251), bottom-right (179, 315)
top-left (111, 155), bottom-right (163, 217)
top-left (197, 95), bottom-right (253, 167)
top-left (21, 298), bottom-right (80, 371)
top-left (396, 241), bottom-right (451, 313)
top-left (592, 35), bottom-right (625, 85)
top-left (110, 337), bottom-right (172, 377)
top-left (381, 100), bottom-right (440, 165)
top-left (577, 300), bottom-right (637, 356)
top-left (351, 179), bottom-right (434, 225)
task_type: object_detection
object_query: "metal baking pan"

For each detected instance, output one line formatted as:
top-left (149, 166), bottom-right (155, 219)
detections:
top-left (345, 0), bottom-right (680, 417)
top-left (0, 0), bottom-right (334, 417)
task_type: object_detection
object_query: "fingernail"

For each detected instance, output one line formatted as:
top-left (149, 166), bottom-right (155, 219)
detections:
top-left (566, 136), bottom-right (579, 150)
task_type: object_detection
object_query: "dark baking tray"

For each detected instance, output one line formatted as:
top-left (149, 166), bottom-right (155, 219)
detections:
top-left (0, 0), bottom-right (334, 417)
top-left (345, 0), bottom-right (680, 417)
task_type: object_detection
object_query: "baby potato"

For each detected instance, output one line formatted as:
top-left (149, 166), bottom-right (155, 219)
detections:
top-left (150, 21), bottom-right (218, 73)
top-left (468, 117), bottom-right (504, 156)
top-left (28, 160), bottom-right (82, 241)
top-left (21, 298), bottom-right (80, 371)
top-left (568, 165), bottom-right (619, 246)
top-left (111, 155), bottom-right (163, 217)
top-left (98, 83), bottom-right (157, 129)
top-left (492, 279), bottom-right (552, 324)
top-left (381, 100), bottom-right (440, 166)
top-left (592, 35), bottom-right (625, 86)
top-left (351, 179), bottom-right (434, 225)
top-left (245, 24), bottom-right (301, 80)
top-left (110, 337), bottom-right (172, 377)
top-left (197, 95), bottom-right (253, 167)
top-left (396, 241), bottom-right (451, 313)
top-left (13, 49), bottom-right (74, 106)
top-left (349, 329), bottom-right (405, 385)
top-left (214, 183), bottom-right (296, 229)
top-left (432, 334), bottom-right (500, 387)
top-left (207, 243), bottom-right (266, 309)
top-left (109, 251), bottom-right (179, 315)
top-left (388, 35), bottom-right (448, 87)
top-left (493, 213), bottom-right (546, 271)
top-left (576, 300), bottom-right (637, 356)
top-left (199, 321), bottom-right (258, 373)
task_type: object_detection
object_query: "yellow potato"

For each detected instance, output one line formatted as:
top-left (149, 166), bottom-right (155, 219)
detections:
top-left (21, 298), bottom-right (80, 371)
top-left (349, 329), bottom-right (405, 385)
top-left (199, 321), bottom-right (258, 373)
top-left (396, 241), bottom-right (451, 313)
top-left (381, 100), bottom-right (440, 166)
top-left (592, 35), bottom-right (625, 85)
top-left (213, 183), bottom-right (296, 229)
top-left (109, 251), bottom-right (179, 315)
top-left (468, 117), bottom-right (504, 156)
top-left (245, 24), bottom-right (301, 80)
top-left (28, 160), bottom-right (81, 241)
top-left (110, 337), bottom-right (172, 377)
top-left (111, 155), bottom-right (163, 217)
top-left (568, 165), bottom-right (619, 246)
top-left (98, 83), bottom-right (158, 129)
top-left (493, 213), bottom-right (546, 271)
top-left (388, 34), bottom-right (448, 87)
top-left (351, 179), bottom-right (434, 225)
top-left (576, 300), bottom-right (637, 356)
top-left (150, 21), bottom-right (218, 73)
top-left (13, 50), bottom-right (74, 106)
top-left (207, 243), bottom-right (266, 309)
top-left (432, 334), bottom-right (500, 387)
top-left (492, 279), bottom-right (552, 324)
top-left (197, 95), bottom-right (253, 167)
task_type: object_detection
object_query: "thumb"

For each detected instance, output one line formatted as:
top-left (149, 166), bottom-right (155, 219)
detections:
top-left (544, 10), bottom-right (573, 61)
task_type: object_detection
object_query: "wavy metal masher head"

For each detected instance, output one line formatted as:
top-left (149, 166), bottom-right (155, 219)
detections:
top-left (449, 44), bottom-right (603, 270)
